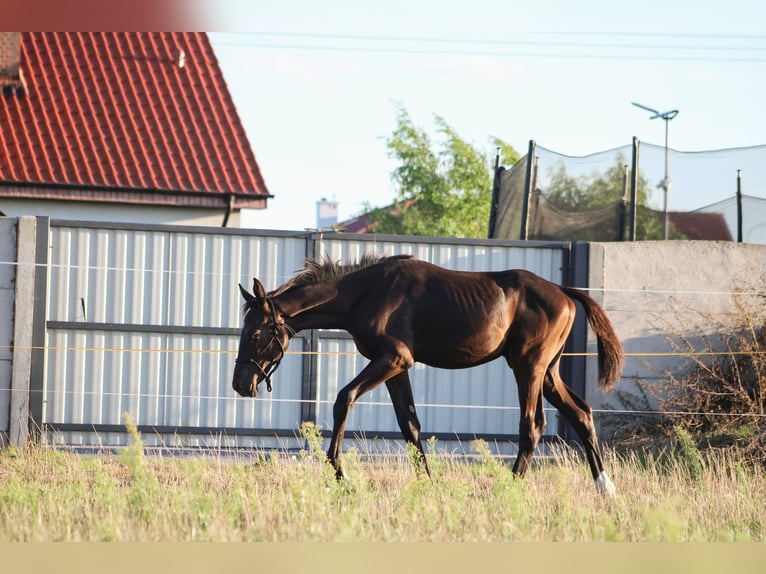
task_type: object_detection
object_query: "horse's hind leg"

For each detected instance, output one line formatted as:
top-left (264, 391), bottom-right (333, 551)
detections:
top-left (385, 371), bottom-right (430, 476)
top-left (543, 360), bottom-right (616, 496)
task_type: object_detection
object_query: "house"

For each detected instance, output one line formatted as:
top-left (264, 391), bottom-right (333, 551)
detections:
top-left (695, 195), bottom-right (766, 245)
top-left (338, 199), bottom-right (417, 234)
top-left (0, 32), bottom-right (270, 227)
top-left (339, 210), bottom-right (375, 233)
top-left (666, 211), bottom-right (732, 241)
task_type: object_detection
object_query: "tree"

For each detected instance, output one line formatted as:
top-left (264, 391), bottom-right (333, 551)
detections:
top-left (361, 106), bottom-right (519, 238)
top-left (543, 154), bottom-right (682, 240)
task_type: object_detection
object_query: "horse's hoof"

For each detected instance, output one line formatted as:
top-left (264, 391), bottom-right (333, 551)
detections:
top-left (594, 472), bottom-right (616, 497)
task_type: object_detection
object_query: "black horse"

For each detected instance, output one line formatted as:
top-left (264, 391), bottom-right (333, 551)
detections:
top-left (232, 254), bottom-right (623, 495)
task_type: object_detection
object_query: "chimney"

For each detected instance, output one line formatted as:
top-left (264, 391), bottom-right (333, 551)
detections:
top-left (0, 32), bottom-right (26, 97)
top-left (316, 198), bottom-right (339, 229)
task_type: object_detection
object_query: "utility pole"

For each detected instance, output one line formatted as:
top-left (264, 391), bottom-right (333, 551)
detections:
top-left (632, 102), bottom-right (679, 240)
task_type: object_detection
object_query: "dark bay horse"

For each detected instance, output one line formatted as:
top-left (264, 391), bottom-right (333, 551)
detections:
top-left (232, 254), bottom-right (624, 495)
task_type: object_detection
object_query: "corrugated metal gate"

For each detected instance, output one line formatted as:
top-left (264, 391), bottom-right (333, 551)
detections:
top-left (33, 220), bottom-right (574, 455)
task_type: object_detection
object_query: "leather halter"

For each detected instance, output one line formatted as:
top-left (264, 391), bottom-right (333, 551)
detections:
top-left (234, 297), bottom-right (289, 393)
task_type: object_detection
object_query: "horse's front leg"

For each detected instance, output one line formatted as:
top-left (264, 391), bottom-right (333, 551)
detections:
top-left (510, 363), bottom-right (547, 479)
top-left (326, 354), bottom-right (408, 479)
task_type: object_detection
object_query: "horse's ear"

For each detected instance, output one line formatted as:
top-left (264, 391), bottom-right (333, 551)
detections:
top-left (252, 278), bottom-right (267, 301)
top-left (239, 283), bottom-right (256, 304)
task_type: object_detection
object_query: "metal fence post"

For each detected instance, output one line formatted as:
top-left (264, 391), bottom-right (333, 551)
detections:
top-left (520, 140), bottom-right (536, 240)
top-left (560, 241), bottom-right (589, 442)
top-left (487, 148), bottom-right (503, 239)
top-left (26, 216), bottom-right (49, 441)
top-left (629, 137), bottom-right (639, 241)
top-left (737, 170), bottom-right (743, 243)
top-left (300, 233), bottom-right (319, 425)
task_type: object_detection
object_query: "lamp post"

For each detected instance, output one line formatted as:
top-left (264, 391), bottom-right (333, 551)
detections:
top-left (632, 102), bottom-right (678, 240)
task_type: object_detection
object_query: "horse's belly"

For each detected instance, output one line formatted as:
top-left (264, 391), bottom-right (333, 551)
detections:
top-left (412, 319), bottom-right (507, 369)
top-left (415, 345), bottom-right (503, 369)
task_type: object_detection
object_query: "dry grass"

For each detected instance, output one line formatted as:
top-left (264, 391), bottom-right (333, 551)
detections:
top-left (611, 284), bottom-right (766, 467)
top-left (0, 422), bottom-right (763, 542)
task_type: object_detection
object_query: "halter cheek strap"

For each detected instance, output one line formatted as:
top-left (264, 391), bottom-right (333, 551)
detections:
top-left (235, 297), bottom-right (291, 393)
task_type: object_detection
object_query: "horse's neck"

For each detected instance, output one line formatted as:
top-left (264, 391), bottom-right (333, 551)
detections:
top-left (276, 281), bottom-right (350, 331)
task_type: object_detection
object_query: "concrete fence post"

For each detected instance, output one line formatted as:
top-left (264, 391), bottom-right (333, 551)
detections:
top-left (9, 216), bottom-right (37, 447)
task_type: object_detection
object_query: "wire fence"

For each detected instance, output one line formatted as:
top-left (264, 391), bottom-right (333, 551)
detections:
top-left (3, 325), bottom-right (765, 420)
top-left (3, 256), bottom-right (766, 430)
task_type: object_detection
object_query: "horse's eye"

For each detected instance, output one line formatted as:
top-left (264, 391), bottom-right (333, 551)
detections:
top-left (249, 331), bottom-right (260, 343)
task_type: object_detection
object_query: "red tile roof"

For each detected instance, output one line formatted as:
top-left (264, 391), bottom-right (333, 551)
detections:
top-left (339, 211), bottom-right (375, 233)
top-left (339, 199), bottom-right (416, 233)
top-left (0, 32), bottom-right (269, 209)
top-left (667, 211), bottom-right (732, 241)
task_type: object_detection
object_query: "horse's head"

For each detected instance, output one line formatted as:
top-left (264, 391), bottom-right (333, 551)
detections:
top-left (232, 278), bottom-right (292, 398)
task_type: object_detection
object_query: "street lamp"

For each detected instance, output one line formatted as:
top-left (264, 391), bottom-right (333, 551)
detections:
top-left (632, 102), bottom-right (679, 240)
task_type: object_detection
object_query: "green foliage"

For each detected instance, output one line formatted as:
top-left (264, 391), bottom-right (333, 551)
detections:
top-left (545, 154), bottom-right (641, 211)
top-left (300, 420), bottom-right (334, 473)
top-left (118, 413), bottom-right (160, 524)
top-left (405, 441), bottom-right (428, 476)
top-left (544, 154), bottom-right (683, 240)
top-left (118, 412), bottom-right (145, 473)
top-left (362, 105), bottom-right (520, 238)
top-left (674, 426), bottom-right (705, 482)
top-left (470, 438), bottom-right (504, 477)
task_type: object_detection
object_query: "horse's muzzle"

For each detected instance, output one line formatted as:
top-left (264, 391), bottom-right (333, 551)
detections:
top-left (232, 362), bottom-right (259, 398)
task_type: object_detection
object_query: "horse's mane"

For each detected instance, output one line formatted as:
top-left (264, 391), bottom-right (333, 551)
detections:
top-left (271, 253), bottom-right (412, 296)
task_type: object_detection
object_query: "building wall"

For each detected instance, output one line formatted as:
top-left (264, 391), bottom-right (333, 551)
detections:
top-left (0, 199), bottom-right (241, 228)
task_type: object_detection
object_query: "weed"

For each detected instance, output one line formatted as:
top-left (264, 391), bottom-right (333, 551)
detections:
top-left (299, 421), bottom-right (326, 463)
top-left (673, 426), bottom-right (704, 482)
top-left (118, 413), bottom-right (160, 525)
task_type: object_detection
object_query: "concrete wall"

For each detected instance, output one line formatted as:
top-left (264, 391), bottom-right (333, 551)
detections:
top-left (586, 240), bottom-right (766, 437)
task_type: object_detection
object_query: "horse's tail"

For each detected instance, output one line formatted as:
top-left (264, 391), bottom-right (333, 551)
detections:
top-left (560, 286), bottom-right (624, 393)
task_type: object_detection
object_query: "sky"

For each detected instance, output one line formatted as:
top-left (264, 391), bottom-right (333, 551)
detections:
top-left (201, 0), bottom-right (766, 232)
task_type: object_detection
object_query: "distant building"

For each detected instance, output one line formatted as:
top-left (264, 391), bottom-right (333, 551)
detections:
top-left (338, 210), bottom-right (373, 233)
top-left (338, 199), bottom-right (416, 234)
top-left (695, 195), bottom-right (766, 245)
top-left (316, 198), bottom-right (338, 229)
top-left (666, 211), bottom-right (732, 241)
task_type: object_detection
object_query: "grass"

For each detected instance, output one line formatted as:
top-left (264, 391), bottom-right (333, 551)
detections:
top-left (0, 422), bottom-right (763, 542)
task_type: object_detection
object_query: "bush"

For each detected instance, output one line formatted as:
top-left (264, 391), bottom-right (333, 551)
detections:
top-left (617, 289), bottom-right (766, 466)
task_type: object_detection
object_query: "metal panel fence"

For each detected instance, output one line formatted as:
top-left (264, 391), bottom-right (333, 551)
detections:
top-left (307, 234), bottom-right (570, 453)
top-left (35, 221), bottom-right (571, 455)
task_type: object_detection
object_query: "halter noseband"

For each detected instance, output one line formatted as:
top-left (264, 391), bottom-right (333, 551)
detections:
top-left (235, 296), bottom-right (290, 393)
